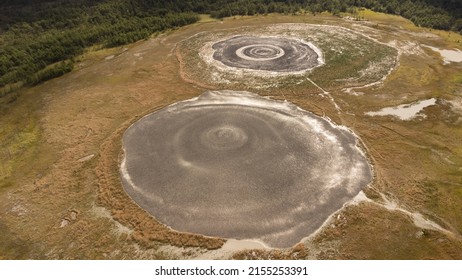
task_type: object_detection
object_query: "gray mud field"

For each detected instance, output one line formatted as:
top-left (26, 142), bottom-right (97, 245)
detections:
top-left (212, 36), bottom-right (320, 72)
top-left (121, 91), bottom-right (372, 247)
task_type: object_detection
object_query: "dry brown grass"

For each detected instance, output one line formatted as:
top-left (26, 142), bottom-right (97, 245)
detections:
top-left (96, 113), bottom-right (225, 249)
top-left (232, 243), bottom-right (310, 260)
top-left (1, 12), bottom-right (461, 259)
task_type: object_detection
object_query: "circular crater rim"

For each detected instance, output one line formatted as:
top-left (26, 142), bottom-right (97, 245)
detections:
top-left (119, 90), bottom-right (373, 248)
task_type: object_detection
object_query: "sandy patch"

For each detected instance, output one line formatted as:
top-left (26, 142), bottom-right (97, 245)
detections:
top-left (366, 98), bottom-right (437, 120)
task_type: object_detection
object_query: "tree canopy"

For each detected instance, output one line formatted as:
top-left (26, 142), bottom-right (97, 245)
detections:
top-left (0, 0), bottom-right (460, 94)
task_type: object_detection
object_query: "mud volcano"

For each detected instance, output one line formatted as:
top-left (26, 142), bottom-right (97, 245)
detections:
top-left (211, 36), bottom-right (322, 72)
top-left (120, 91), bottom-right (372, 247)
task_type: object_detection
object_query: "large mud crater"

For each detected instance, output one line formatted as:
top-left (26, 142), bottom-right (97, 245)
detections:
top-left (120, 90), bottom-right (373, 247)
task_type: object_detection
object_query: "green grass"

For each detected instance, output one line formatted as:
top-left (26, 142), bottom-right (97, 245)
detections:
top-left (452, 72), bottom-right (462, 84)
top-left (0, 92), bottom-right (41, 191)
top-left (198, 14), bottom-right (219, 23)
top-left (311, 35), bottom-right (397, 90)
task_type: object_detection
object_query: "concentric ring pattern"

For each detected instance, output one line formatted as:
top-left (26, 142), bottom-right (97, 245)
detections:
top-left (212, 36), bottom-right (321, 72)
top-left (120, 90), bottom-right (372, 247)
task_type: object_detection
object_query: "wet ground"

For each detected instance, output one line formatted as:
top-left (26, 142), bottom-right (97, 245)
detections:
top-left (212, 36), bottom-right (321, 72)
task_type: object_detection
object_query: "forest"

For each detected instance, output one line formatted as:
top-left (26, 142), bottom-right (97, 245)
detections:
top-left (0, 0), bottom-right (461, 95)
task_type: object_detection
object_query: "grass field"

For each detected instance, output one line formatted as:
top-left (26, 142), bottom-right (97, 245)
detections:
top-left (0, 11), bottom-right (461, 259)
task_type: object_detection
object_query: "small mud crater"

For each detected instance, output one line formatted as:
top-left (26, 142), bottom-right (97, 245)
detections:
top-left (212, 36), bottom-right (322, 72)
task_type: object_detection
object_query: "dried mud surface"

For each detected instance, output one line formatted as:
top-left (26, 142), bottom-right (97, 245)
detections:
top-left (121, 90), bottom-right (372, 247)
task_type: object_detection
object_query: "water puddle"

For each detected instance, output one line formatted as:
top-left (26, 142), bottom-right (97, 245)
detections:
top-left (366, 98), bottom-right (437, 120)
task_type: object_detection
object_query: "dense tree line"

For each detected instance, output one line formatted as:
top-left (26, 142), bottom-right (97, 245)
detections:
top-left (204, 0), bottom-right (461, 31)
top-left (0, 0), bottom-right (199, 91)
top-left (0, 0), bottom-right (461, 94)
